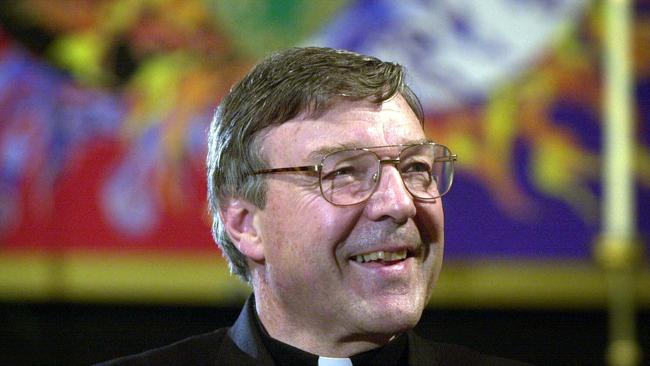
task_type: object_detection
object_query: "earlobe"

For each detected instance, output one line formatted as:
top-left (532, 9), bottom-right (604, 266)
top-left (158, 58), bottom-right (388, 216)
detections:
top-left (220, 199), bottom-right (265, 262)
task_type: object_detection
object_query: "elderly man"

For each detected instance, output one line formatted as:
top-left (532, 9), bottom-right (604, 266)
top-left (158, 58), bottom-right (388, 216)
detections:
top-left (98, 47), bottom-right (530, 365)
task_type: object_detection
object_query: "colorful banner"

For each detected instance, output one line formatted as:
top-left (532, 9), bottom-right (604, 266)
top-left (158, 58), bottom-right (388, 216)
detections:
top-left (1, 0), bottom-right (649, 266)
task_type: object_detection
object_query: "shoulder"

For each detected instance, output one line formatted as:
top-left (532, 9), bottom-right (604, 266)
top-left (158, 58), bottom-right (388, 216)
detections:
top-left (94, 328), bottom-right (229, 366)
top-left (94, 297), bottom-right (272, 366)
top-left (408, 332), bottom-right (534, 366)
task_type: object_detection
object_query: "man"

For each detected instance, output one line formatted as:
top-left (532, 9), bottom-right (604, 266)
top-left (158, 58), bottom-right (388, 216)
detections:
top-left (98, 47), bottom-right (530, 365)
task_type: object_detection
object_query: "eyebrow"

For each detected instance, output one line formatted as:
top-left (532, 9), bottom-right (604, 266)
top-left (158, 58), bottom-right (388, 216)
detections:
top-left (307, 143), bottom-right (356, 162)
top-left (306, 138), bottom-right (431, 162)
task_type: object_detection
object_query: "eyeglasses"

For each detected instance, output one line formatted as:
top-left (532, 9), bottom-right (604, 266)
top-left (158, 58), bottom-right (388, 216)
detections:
top-left (252, 142), bottom-right (457, 206)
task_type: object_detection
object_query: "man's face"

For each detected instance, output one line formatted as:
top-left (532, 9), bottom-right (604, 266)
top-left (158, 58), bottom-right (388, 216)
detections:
top-left (254, 95), bottom-right (444, 340)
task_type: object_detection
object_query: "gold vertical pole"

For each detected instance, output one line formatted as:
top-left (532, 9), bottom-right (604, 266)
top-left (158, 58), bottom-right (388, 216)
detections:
top-left (596, 0), bottom-right (642, 365)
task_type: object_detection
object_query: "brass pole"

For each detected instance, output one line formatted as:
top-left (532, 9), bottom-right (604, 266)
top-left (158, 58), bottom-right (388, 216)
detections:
top-left (596, 0), bottom-right (642, 365)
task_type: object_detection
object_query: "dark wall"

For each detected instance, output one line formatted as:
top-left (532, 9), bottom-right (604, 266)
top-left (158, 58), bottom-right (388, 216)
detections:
top-left (1, 302), bottom-right (649, 366)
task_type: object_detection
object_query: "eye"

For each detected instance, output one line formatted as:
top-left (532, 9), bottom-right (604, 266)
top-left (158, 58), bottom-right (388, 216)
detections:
top-left (402, 161), bottom-right (432, 174)
top-left (322, 165), bottom-right (356, 180)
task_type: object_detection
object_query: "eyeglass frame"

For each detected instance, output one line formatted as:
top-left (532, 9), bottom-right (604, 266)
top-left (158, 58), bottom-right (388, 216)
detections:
top-left (250, 142), bottom-right (458, 206)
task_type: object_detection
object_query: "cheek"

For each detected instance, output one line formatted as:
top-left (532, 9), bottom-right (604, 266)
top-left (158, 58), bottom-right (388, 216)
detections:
top-left (260, 186), bottom-right (342, 262)
top-left (414, 202), bottom-right (444, 245)
top-left (266, 181), bottom-right (358, 243)
top-left (414, 202), bottom-right (445, 285)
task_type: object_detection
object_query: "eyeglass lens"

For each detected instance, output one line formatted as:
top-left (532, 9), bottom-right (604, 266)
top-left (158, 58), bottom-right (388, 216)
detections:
top-left (319, 144), bottom-right (453, 205)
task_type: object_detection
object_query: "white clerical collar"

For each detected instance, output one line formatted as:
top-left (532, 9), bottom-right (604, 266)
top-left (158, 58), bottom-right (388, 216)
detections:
top-left (318, 356), bottom-right (353, 366)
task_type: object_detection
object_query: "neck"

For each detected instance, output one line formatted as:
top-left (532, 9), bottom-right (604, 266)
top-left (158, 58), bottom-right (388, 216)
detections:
top-left (252, 282), bottom-right (394, 357)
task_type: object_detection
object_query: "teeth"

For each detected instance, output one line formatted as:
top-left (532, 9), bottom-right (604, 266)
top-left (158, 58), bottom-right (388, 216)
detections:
top-left (353, 249), bottom-right (408, 264)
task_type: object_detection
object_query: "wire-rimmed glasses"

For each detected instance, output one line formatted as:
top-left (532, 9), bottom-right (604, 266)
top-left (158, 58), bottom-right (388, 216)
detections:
top-left (252, 142), bottom-right (457, 206)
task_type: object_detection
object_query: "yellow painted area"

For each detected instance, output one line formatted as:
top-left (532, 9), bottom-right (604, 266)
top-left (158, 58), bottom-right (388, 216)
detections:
top-left (0, 250), bottom-right (251, 304)
top-left (47, 31), bottom-right (110, 85)
top-left (531, 135), bottom-right (600, 223)
top-left (0, 251), bottom-right (56, 300)
top-left (446, 133), bottom-right (478, 167)
top-left (432, 260), bottom-right (609, 308)
top-left (2, 250), bottom-right (650, 308)
top-left (124, 53), bottom-right (192, 134)
top-left (60, 251), bottom-right (252, 304)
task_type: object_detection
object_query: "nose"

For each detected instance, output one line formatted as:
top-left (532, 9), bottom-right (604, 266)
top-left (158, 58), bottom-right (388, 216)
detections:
top-left (364, 165), bottom-right (416, 223)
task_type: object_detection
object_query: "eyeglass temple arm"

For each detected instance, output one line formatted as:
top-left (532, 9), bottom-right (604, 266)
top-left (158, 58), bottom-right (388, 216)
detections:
top-left (252, 165), bottom-right (320, 175)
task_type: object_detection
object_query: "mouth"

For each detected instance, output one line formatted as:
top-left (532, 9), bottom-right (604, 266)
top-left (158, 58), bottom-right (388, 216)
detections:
top-left (351, 249), bottom-right (410, 265)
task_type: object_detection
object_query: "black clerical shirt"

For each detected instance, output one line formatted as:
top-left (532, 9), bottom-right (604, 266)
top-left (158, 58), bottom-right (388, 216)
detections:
top-left (94, 296), bottom-right (534, 366)
top-left (252, 306), bottom-right (409, 366)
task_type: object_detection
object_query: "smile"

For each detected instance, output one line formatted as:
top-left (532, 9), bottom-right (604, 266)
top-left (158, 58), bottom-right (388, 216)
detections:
top-left (353, 249), bottom-right (408, 264)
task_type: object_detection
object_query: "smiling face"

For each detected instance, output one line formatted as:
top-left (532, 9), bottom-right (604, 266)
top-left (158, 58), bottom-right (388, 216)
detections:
top-left (249, 94), bottom-right (444, 356)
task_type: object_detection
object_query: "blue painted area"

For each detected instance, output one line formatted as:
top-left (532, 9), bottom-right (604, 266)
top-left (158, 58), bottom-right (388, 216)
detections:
top-left (550, 100), bottom-right (601, 152)
top-left (0, 47), bottom-right (123, 190)
top-left (309, 0), bottom-right (397, 51)
top-left (444, 169), bottom-right (596, 259)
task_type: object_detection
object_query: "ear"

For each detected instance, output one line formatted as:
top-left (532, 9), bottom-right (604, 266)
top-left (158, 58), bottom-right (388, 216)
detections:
top-left (219, 198), bottom-right (265, 262)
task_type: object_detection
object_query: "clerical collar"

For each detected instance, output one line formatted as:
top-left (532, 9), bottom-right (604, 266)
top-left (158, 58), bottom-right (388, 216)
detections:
top-left (251, 304), bottom-right (408, 366)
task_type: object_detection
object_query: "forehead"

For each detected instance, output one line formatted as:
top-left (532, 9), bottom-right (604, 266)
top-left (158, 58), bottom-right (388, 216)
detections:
top-left (261, 95), bottom-right (425, 164)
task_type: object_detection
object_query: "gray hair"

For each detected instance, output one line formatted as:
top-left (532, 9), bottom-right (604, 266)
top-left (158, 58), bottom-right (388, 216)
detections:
top-left (207, 47), bottom-right (423, 282)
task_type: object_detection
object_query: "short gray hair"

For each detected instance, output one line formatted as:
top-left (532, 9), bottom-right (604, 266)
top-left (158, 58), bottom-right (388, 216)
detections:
top-left (207, 47), bottom-right (423, 282)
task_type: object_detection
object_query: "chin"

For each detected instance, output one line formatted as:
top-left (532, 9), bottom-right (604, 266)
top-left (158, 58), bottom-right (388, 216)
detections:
top-left (359, 296), bottom-right (425, 335)
top-left (359, 315), bottom-right (421, 340)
